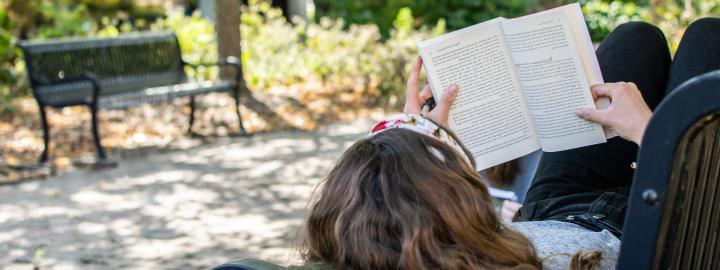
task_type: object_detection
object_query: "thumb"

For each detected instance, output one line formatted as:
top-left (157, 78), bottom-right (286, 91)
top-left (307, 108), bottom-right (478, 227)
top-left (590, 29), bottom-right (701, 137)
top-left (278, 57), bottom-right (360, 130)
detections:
top-left (576, 107), bottom-right (609, 125)
top-left (432, 84), bottom-right (459, 120)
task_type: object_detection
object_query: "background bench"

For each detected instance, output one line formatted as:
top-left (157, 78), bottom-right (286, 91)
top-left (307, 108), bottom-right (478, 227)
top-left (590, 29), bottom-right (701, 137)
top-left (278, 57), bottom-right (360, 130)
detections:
top-left (18, 31), bottom-right (247, 165)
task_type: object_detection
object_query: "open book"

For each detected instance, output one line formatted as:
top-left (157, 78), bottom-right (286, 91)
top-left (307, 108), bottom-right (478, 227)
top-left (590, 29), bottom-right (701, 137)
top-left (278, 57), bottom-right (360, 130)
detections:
top-left (419, 3), bottom-right (613, 171)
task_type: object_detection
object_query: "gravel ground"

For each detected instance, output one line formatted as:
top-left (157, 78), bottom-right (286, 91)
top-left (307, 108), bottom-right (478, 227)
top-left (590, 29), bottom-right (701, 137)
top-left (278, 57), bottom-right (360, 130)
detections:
top-left (0, 120), bottom-right (374, 270)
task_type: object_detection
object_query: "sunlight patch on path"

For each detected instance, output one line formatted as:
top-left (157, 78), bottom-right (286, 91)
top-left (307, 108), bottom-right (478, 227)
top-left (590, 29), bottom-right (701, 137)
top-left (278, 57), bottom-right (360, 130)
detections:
top-left (0, 119), bottom-right (376, 269)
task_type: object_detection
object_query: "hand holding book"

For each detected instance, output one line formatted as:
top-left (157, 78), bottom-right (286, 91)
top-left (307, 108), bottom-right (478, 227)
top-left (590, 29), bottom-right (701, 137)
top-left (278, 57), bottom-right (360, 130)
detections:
top-left (404, 56), bottom-right (459, 128)
top-left (577, 82), bottom-right (653, 145)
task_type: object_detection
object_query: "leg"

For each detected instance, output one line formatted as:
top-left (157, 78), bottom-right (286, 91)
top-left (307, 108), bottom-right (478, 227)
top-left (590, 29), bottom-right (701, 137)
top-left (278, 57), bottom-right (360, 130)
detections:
top-left (521, 22), bottom-right (671, 221)
top-left (188, 96), bottom-right (196, 133)
top-left (667, 18), bottom-right (720, 93)
top-left (38, 105), bottom-right (50, 163)
top-left (526, 22), bottom-right (671, 201)
top-left (597, 21), bottom-right (671, 110)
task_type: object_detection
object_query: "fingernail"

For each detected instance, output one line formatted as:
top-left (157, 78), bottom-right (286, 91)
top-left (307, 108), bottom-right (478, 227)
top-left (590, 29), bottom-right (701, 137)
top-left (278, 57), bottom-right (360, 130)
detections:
top-left (575, 110), bottom-right (584, 117)
top-left (449, 84), bottom-right (459, 94)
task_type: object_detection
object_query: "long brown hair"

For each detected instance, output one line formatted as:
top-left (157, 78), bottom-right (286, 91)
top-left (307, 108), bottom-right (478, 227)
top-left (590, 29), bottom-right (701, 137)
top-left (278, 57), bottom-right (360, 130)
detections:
top-left (300, 128), bottom-right (539, 269)
top-left (300, 128), bottom-right (599, 269)
top-left (484, 160), bottom-right (520, 187)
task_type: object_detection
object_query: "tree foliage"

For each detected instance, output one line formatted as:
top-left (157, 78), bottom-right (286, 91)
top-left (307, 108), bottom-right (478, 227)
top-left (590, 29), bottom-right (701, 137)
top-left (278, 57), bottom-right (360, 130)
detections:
top-left (314, 0), bottom-right (531, 37)
top-left (1, 0), bottom-right (718, 111)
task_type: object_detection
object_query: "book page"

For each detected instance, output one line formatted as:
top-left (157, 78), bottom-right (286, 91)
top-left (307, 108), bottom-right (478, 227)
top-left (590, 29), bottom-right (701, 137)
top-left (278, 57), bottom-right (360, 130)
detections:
top-left (560, 3), bottom-right (615, 139)
top-left (501, 5), bottom-right (607, 152)
top-left (419, 19), bottom-right (540, 170)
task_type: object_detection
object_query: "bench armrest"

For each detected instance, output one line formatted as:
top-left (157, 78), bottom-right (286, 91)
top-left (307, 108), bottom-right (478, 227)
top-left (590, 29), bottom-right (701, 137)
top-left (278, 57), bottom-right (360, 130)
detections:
top-left (183, 56), bottom-right (243, 85)
top-left (37, 72), bottom-right (102, 106)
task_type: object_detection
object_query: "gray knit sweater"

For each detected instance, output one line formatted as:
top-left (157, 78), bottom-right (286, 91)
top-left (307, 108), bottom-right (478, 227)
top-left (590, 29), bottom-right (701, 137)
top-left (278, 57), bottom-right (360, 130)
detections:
top-left (512, 220), bottom-right (621, 270)
top-left (229, 220), bottom-right (620, 270)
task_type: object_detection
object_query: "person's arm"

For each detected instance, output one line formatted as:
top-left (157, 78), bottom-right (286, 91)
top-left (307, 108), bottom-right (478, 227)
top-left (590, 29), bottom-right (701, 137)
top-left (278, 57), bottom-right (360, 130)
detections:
top-left (576, 82), bottom-right (653, 145)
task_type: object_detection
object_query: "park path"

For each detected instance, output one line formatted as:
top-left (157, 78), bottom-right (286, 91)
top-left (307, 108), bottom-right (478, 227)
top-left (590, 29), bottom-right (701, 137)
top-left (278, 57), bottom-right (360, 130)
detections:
top-left (0, 119), bottom-right (374, 270)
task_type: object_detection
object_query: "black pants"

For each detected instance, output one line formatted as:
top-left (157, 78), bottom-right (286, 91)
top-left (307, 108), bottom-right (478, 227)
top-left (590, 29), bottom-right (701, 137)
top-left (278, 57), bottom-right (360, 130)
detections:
top-left (515, 18), bottom-right (720, 237)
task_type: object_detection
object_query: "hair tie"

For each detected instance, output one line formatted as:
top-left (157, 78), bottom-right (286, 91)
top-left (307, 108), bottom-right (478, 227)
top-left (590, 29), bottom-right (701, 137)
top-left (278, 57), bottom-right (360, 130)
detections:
top-left (368, 114), bottom-right (471, 164)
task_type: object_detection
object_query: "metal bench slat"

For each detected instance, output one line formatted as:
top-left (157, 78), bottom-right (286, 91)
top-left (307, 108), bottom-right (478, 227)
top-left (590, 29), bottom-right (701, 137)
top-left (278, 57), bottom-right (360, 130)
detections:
top-left (99, 80), bottom-right (234, 109)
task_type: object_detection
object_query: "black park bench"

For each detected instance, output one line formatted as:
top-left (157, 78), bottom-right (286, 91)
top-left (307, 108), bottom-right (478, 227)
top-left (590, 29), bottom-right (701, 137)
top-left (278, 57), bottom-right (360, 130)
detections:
top-left (18, 31), bottom-right (247, 165)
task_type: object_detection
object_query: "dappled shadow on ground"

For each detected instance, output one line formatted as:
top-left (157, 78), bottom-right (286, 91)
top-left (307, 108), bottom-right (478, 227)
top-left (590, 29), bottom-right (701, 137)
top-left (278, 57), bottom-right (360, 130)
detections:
top-left (0, 120), bottom-right (375, 269)
top-left (0, 91), bottom-right (390, 183)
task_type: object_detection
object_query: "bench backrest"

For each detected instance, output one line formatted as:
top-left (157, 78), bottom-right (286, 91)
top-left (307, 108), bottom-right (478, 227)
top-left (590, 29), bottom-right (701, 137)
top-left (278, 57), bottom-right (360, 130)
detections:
top-left (18, 32), bottom-right (187, 107)
top-left (617, 70), bottom-right (720, 269)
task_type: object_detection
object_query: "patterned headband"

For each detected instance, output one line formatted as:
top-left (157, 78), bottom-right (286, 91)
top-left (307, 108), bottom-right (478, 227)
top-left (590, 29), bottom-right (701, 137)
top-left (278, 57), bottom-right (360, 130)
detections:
top-left (368, 114), bottom-right (471, 165)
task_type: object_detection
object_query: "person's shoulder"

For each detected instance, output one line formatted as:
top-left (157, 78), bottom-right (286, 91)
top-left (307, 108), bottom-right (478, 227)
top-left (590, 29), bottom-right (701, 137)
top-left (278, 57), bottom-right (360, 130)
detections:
top-left (511, 220), bottom-right (620, 246)
top-left (511, 220), bottom-right (620, 270)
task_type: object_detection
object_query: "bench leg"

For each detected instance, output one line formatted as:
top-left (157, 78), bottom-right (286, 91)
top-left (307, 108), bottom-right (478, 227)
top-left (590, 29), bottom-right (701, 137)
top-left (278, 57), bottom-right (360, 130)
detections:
top-left (89, 104), bottom-right (108, 161)
top-left (188, 96), bottom-right (196, 134)
top-left (85, 105), bottom-right (118, 168)
top-left (38, 105), bottom-right (50, 164)
top-left (233, 87), bottom-right (247, 134)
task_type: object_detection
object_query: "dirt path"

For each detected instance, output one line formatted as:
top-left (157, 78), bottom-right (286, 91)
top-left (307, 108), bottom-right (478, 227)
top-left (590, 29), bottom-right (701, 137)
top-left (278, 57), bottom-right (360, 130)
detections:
top-left (0, 120), bottom-right (374, 270)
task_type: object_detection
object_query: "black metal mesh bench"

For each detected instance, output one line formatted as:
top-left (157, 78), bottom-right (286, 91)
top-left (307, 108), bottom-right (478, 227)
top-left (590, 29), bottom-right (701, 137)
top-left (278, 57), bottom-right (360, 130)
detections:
top-left (18, 31), bottom-right (246, 164)
top-left (618, 70), bottom-right (720, 269)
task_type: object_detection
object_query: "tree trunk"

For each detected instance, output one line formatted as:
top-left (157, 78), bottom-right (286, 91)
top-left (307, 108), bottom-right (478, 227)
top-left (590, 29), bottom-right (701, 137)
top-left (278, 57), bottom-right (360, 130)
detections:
top-left (215, 0), bottom-right (242, 81)
top-left (214, 0), bottom-right (290, 129)
top-left (7, 0), bottom-right (36, 39)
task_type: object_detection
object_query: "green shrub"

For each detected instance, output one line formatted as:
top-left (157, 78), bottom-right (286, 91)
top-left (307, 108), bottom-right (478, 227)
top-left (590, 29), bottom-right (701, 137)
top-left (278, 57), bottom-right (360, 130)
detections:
top-left (1, 0), bottom-right (441, 106)
top-left (581, 0), bottom-right (649, 42)
top-left (0, 1), bottom-right (25, 114)
top-left (314, 0), bottom-right (532, 37)
top-left (2, 0), bottom-right (718, 112)
top-left (150, 12), bottom-right (219, 80)
top-left (240, 1), bottom-right (445, 102)
top-left (581, 0), bottom-right (719, 50)
top-left (649, 0), bottom-right (719, 51)
top-left (35, 0), bottom-right (93, 38)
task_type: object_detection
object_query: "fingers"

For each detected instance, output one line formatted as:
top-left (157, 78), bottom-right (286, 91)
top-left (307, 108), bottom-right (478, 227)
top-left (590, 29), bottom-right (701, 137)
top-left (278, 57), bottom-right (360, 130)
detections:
top-left (584, 81), bottom-right (651, 145)
top-left (590, 84), bottom-right (613, 100)
top-left (501, 208), bottom-right (514, 223)
top-left (430, 84), bottom-right (459, 122)
top-left (504, 200), bottom-right (522, 211)
top-left (591, 82), bottom-right (636, 100)
top-left (501, 200), bottom-right (522, 223)
top-left (406, 56), bottom-right (423, 94)
top-left (419, 84), bottom-right (432, 102)
top-left (404, 56), bottom-right (424, 113)
top-left (576, 107), bottom-right (610, 126)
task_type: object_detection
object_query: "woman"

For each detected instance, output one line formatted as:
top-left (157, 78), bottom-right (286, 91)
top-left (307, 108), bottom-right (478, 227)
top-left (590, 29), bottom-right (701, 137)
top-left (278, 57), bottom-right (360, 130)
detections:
top-left (298, 18), bottom-right (720, 270)
top-left (226, 18), bottom-right (720, 270)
